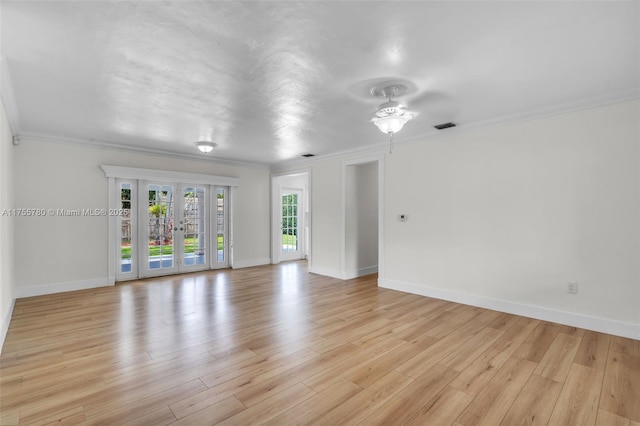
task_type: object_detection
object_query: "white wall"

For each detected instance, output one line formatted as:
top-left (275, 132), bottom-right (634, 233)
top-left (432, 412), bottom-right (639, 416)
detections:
top-left (276, 100), bottom-right (639, 339)
top-left (382, 100), bottom-right (639, 338)
top-left (12, 138), bottom-right (271, 296)
top-left (306, 159), bottom-right (343, 278)
top-left (0, 101), bottom-right (15, 351)
top-left (345, 161), bottom-right (378, 278)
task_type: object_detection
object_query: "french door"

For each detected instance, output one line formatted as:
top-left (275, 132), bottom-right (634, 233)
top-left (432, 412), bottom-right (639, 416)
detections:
top-left (142, 182), bottom-right (211, 276)
top-left (115, 180), bottom-right (229, 280)
top-left (280, 189), bottom-right (303, 261)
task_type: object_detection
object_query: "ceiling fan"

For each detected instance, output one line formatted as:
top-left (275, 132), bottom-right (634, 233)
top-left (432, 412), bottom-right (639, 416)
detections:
top-left (370, 83), bottom-right (414, 136)
top-left (368, 80), bottom-right (418, 153)
top-left (348, 77), bottom-right (460, 152)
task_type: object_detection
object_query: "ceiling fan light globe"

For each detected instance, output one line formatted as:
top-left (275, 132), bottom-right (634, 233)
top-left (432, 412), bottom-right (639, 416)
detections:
top-left (372, 115), bottom-right (410, 134)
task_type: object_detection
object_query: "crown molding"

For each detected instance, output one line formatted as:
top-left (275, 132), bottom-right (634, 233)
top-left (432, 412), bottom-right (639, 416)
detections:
top-left (16, 132), bottom-right (270, 169)
top-left (272, 141), bottom-right (389, 171)
top-left (398, 89), bottom-right (640, 148)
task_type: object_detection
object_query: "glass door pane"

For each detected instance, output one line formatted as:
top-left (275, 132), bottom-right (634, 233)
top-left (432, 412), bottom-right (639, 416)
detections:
top-left (215, 187), bottom-right (227, 265)
top-left (182, 186), bottom-right (207, 267)
top-left (116, 180), bottom-right (136, 280)
top-left (282, 193), bottom-right (297, 252)
top-left (147, 184), bottom-right (174, 271)
top-left (120, 182), bottom-right (133, 273)
top-left (281, 189), bottom-right (302, 261)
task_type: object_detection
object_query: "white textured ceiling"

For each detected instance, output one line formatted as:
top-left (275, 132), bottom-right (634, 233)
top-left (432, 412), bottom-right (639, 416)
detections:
top-left (1, 1), bottom-right (638, 166)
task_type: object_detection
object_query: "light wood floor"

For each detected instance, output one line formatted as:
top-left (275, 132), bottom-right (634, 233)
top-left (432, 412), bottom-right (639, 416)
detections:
top-left (1, 261), bottom-right (638, 425)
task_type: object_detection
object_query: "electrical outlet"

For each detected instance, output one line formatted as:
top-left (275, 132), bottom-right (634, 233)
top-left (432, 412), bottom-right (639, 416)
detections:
top-left (567, 282), bottom-right (578, 294)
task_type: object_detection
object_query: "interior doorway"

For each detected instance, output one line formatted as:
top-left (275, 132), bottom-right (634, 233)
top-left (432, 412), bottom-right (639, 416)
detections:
top-left (343, 159), bottom-right (380, 279)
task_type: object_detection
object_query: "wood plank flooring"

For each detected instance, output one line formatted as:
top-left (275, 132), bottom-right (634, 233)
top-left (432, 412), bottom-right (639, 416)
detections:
top-left (1, 261), bottom-right (638, 425)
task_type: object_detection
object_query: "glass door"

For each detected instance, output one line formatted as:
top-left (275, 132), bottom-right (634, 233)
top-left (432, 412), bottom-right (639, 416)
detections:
top-left (280, 189), bottom-right (303, 261)
top-left (181, 185), bottom-right (209, 272)
top-left (212, 186), bottom-right (229, 268)
top-left (116, 179), bottom-right (137, 281)
top-left (116, 180), bottom-right (227, 279)
top-left (140, 182), bottom-right (212, 277)
top-left (143, 182), bottom-right (177, 276)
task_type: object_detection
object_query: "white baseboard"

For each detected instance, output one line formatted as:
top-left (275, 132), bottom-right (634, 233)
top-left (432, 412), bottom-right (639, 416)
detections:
top-left (0, 298), bottom-right (15, 354)
top-left (15, 277), bottom-right (112, 299)
top-left (231, 258), bottom-right (271, 269)
top-left (379, 278), bottom-right (640, 341)
top-left (310, 265), bottom-right (378, 280)
top-left (343, 265), bottom-right (378, 280)
top-left (308, 265), bottom-right (343, 280)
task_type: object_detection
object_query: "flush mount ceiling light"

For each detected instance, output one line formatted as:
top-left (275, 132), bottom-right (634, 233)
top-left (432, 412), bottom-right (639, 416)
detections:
top-left (194, 141), bottom-right (217, 153)
top-left (370, 83), bottom-right (414, 152)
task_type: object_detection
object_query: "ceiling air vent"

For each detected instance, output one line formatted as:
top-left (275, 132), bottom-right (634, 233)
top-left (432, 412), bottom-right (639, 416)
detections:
top-left (434, 122), bottom-right (456, 130)
top-left (301, 153), bottom-right (315, 158)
